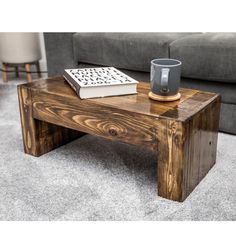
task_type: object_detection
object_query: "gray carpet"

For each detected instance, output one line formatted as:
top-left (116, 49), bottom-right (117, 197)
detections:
top-left (0, 77), bottom-right (236, 221)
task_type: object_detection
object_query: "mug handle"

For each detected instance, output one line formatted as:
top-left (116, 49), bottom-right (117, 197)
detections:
top-left (160, 68), bottom-right (170, 93)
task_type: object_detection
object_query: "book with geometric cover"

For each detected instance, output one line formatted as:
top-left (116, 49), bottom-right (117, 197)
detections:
top-left (63, 67), bottom-right (139, 99)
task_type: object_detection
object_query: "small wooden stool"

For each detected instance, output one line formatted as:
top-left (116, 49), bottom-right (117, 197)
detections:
top-left (2, 61), bottom-right (41, 83)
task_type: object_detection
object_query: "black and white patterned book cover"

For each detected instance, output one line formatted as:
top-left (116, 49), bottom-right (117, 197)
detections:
top-left (64, 67), bottom-right (138, 87)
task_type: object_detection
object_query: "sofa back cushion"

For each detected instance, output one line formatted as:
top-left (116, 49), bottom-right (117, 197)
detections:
top-left (73, 33), bottom-right (196, 72)
top-left (170, 33), bottom-right (236, 83)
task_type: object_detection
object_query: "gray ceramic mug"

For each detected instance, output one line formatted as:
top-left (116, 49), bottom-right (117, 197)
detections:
top-left (150, 58), bottom-right (182, 96)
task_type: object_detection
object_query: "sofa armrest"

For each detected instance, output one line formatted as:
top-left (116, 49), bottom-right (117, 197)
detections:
top-left (44, 33), bottom-right (77, 76)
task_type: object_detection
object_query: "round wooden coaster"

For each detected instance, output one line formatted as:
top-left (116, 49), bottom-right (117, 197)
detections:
top-left (148, 91), bottom-right (181, 102)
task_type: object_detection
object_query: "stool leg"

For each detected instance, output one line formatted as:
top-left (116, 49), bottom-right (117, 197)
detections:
top-left (35, 61), bottom-right (41, 79)
top-left (25, 63), bottom-right (32, 83)
top-left (15, 65), bottom-right (19, 78)
top-left (2, 63), bottom-right (8, 82)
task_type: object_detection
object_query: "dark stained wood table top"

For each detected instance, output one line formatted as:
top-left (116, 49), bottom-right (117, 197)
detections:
top-left (23, 76), bottom-right (220, 122)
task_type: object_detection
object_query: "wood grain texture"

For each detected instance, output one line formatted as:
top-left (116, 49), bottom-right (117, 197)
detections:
top-left (157, 120), bottom-right (186, 201)
top-left (183, 96), bottom-right (221, 198)
top-left (17, 76), bottom-right (221, 201)
top-left (24, 77), bottom-right (218, 121)
top-left (17, 85), bottom-right (85, 157)
top-left (31, 91), bottom-right (162, 151)
top-left (157, 96), bottom-right (221, 201)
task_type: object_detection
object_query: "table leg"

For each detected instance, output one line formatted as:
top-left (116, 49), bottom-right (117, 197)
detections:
top-left (157, 98), bottom-right (220, 201)
top-left (17, 85), bottom-right (86, 157)
top-left (2, 63), bottom-right (8, 82)
top-left (15, 65), bottom-right (19, 78)
top-left (24, 63), bottom-right (32, 83)
top-left (35, 61), bottom-right (41, 79)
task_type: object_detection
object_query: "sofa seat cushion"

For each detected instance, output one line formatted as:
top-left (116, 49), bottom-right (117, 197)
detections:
top-left (73, 33), bottom-right (196, 72)
top-left (180, 77), bottom-right (236, 105)
top-left (170, 33), bottom-right (236, 83)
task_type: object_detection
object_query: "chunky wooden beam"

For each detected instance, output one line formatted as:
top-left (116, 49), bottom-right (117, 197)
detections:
top-left (17, 85), bottom-right (85, 157)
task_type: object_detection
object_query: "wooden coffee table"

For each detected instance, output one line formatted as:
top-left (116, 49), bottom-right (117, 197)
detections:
top-left (17, 76), bottom-right (221, 202)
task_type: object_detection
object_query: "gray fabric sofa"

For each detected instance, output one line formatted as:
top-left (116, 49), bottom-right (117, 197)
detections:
top-left (44, 33), bottom-right (236, 134)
